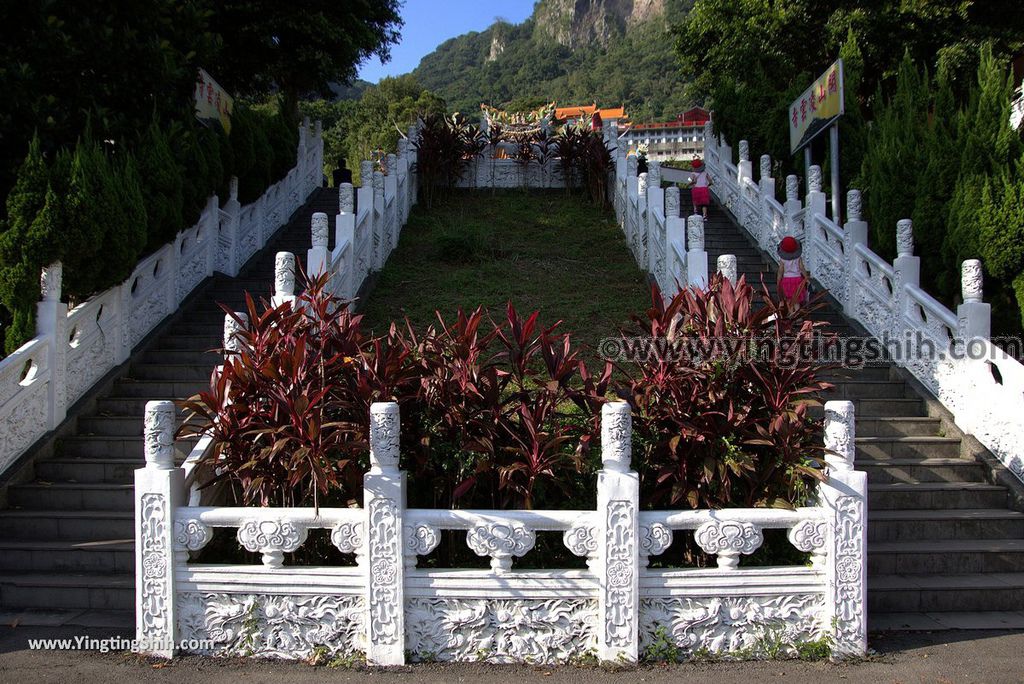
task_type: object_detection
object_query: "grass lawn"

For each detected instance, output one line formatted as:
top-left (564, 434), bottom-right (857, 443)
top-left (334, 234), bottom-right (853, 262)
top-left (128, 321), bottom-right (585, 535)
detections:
top-left (358, 189), bottom-right (650, 361)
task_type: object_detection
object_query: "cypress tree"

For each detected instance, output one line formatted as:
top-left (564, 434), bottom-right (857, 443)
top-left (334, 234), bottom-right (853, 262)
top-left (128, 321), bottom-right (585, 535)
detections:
top-left (942, 43), bottom-right (1022, 283)
top-left (137, 119), bottom-right (184, 250)
top-left (100, 154), bottom-right (147, 286)
top-left (837, 30), bottom-right (867, 195)
top-left (912, 66), bottom-right (960, 299)
top-left (860, 51), bottom-right (930, 260)
top-left (0, 135), bottom-right (52, 351)
top-left (60, 139), bottom-right (109, 297)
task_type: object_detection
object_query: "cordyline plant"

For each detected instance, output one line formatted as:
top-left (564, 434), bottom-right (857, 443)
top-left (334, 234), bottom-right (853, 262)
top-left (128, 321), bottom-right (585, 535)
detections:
top-left (178, 269), bottom-right (834, 515)
top-left (406, 303), bottom-right (606, 510)
top-left (177, 274), bottom-right (418, 508)
top-left (618, 274), bottom-right (837, 509)
top-left (413, 113), bottom-right (484, 207)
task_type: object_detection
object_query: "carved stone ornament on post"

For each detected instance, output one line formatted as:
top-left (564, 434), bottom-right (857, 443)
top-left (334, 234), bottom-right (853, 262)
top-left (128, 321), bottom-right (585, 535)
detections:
top-left (311, 212), bottom-right (329, 248)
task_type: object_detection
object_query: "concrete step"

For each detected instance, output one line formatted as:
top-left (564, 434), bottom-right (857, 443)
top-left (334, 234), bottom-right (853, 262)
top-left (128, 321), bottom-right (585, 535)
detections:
top-left (77, 415), bottom-right (199, 437)
top-left (868, 539), bottom-right (1024, 574)
top-left (35, 458), bottom-right (141, 484)
top-left (96, 396), bottom-right (188, 416)
top-left (856, 436), bottom-right (962, 460)
top-left (0, 571), bottom-right (133, 611)
top-left (165, 321), bottom-right (230, 336)
top-left (824, 380), bottom-right (911, 400)
top-left (139, 349), bottom-right (221, 365)
top-left (868, 509), bottom-right (1024, 542)
top-left (0, 510), bottom-right (134, 540)
top-left (55, 435), bottom-right (197, 459)
top-left (808, 397), bottom-right (925, 418)
top-left (150, 334), bottom-right (223, 351)
top-left (8, 482), bottom-right (135, 511)
top-left (111, 378), bottom-right (207, 398)
top-left (855, 416), bottom-right (943, 438)
top-left (128, 363), bottom-right (213, 381)
top-left (869, 610), bottom-right (1024, 631)
top-left (0, 538), bottom-right (133, 573)
top-left (820, 365), bottom-right (893, 381)
top-left (868, 572), bottom-right (1024, 612)
top-left (858, 458), bottom-right (988, 484)
top-left (868, 482), bottom-right (1008, 510)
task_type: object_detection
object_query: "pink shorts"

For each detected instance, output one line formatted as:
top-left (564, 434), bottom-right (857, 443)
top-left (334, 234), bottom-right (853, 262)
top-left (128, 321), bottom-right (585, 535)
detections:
top-left (692, 186), bottom-right (711, 207)
top-left (780, 276), bottom-right (808, 302)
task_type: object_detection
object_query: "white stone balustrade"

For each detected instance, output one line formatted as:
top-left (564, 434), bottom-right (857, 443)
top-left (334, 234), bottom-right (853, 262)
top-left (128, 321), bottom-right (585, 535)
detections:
top-left (702, 125), bottom-right (1023, 486)
top-left (307, 132), bottom-right (419, 307)
top-left (136, 396), bottom-right (867, 663)
top-left (0, 121), bottom-right (323, 481)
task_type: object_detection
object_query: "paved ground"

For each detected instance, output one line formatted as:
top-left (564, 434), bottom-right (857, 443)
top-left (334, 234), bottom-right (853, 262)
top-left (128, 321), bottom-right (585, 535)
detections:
top-left (1, 626), bottom-right (1023, 683)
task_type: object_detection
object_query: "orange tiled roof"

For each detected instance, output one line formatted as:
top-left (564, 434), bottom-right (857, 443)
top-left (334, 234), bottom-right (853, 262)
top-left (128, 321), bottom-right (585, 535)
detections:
top-left (598, 107), bottom-right (627, 119)
top-left (555, 104), bottom-right (597, 119)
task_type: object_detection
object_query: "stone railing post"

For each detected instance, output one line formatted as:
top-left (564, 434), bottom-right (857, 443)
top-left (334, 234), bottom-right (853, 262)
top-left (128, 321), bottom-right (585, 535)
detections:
top-left (37, 262), bottom-right (68, 430)
top-left (363, 401), bottom-right (406, 666)
top-left (221, 178), bottom-right (242, 276)
top-left (406, 125), bottom-right (419, 204)
top-left (759, 154), bottom-right (775, 199)
top-left (307, 212), bottom-right (330, 281)
top-left (892, 219), bottom-right (920, 343)
top-left (636, 172), bottom-right (649, 269)
top-left (615, 146), bottom-right (628, 222)
top-left (686, 214), bottom-right (709, 288)
top-left (646, 162), bottom-right (663, 275)
top-left (596, 402), bottom-right (639, 663)
top-left (397, 138), bottom-right (410, 222)
top-left (272, 251), bottom-right (296, 309)
top-left (223, 312), bottom-right (247, 356)
top-left (957, 259), bottom-right (991, 342)
top-left (842, 191), bottom-right (869, 317)
top-left (337, 183), bottom-right (357, 296)
top-left (717, 254), bottom-right (738, 284)
top-left (702, 120), bottom-right (714, 161)
top-left (737, 140), bottom-right (752, 183)
top-left (202, 194), bottom-right (219, 283)
top-left (385, 154), bottom-right (399, 252)
top-left (135, 400), bottom-right (184, 658)
top-left (784, 175), bottom-right (803, 239)
top-left (806, 165), bottom-right (827, 219)
top-left (819, 400), bottom-right (867, 660)
top-left (372, 170), bottom-right (385, 270)
top-left (665, 186), bottom-right (685, 294)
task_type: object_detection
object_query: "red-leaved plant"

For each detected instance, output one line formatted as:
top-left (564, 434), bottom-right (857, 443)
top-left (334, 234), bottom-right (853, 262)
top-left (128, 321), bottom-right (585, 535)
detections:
top-left (619, 274), bottom-right (836, 509)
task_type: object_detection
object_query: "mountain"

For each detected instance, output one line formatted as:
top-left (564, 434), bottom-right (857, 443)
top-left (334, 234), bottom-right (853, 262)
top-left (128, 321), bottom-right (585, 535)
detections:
top-left (411, 0), bottom-right (695, 120)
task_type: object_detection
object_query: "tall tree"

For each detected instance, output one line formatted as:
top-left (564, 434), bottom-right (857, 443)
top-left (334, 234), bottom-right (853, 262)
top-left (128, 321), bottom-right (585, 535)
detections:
top-left (209, 0), bottom-right (402, 119)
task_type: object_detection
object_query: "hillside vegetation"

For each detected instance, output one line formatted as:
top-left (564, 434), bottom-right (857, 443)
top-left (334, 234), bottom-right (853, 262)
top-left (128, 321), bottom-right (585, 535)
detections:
top-left (412, 0), bottom-right (694, 119)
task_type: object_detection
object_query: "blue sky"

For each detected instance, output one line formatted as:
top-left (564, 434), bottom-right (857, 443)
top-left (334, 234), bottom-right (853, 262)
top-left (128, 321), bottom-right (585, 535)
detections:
top-left (357, 0), bottom-right (536, 83)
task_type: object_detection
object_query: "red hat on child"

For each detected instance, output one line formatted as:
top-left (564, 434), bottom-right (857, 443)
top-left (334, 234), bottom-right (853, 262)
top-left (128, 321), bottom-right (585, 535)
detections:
top-left (691, 159), bottom-right (704, 169)
top-left (778, 236), bottom-right (802, 259)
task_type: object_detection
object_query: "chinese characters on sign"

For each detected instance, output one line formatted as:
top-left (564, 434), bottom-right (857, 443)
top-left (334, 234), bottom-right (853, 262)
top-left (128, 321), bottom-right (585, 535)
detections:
top-left (789, 59), bottom-right (844, 154)
top-left (194, 68), bottom-right (234, 135)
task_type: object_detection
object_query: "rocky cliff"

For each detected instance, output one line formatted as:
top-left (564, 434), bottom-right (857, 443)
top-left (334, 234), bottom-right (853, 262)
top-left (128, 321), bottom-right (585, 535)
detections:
top-left (533, 0), bottom-right (667, 48)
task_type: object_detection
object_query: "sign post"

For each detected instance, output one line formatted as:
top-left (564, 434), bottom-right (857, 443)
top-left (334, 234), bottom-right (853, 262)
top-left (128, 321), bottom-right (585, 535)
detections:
top-left (789, 59), bottom-right (844, 224)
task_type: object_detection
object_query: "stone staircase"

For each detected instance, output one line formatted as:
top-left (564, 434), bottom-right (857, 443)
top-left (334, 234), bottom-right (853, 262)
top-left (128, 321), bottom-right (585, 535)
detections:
top-left (696, 190), bottom-right (1024, 631)
top-left (0, 187), bottom-right (339, 627)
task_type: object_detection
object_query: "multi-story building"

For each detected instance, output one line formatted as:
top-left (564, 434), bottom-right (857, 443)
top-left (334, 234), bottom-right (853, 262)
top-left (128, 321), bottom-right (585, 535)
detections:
top-left (620, 106), bottom-right (711, 162)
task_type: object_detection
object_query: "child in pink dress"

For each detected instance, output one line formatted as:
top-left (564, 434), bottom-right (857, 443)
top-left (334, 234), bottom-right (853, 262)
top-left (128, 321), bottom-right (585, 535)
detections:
top-left (690, 158), bottom-right (711, 219)
top-left (776, 236), bottom-right (809, 303)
